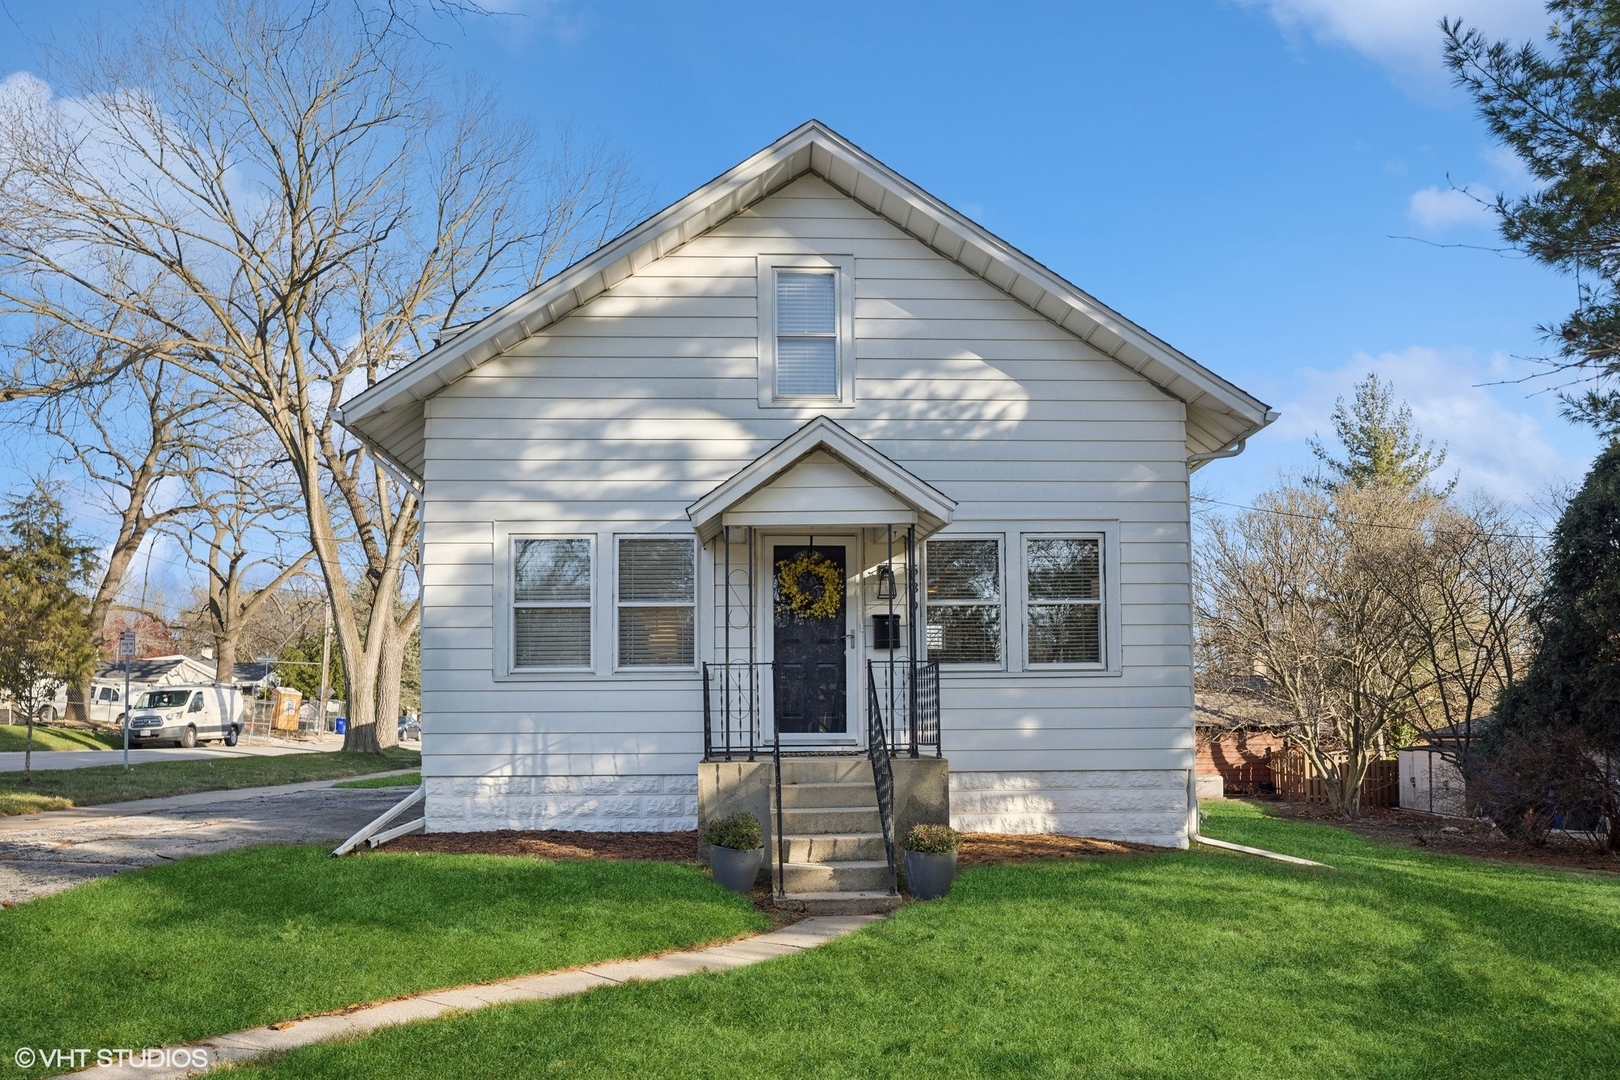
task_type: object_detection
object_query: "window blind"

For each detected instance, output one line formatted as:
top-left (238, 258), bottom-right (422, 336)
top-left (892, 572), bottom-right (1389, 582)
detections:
top-left (1026, 537), bottom-right (1103, 665)
top-left (775, 270), bottom-right (837, 397)
top-left (618, 538), bottom-right (696, 667)
top-left (925, 538), bottom-right (1002, 664)
top-left (513, 538), bottom-right (591, 668)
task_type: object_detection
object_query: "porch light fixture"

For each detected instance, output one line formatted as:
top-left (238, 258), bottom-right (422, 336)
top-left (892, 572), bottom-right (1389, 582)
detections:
top-left (876, 564), bottom-right (896, 600)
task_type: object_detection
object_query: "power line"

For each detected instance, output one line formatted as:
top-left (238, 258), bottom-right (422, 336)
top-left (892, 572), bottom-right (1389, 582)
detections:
top-left (1193, 496), bottom-right (1560, 544)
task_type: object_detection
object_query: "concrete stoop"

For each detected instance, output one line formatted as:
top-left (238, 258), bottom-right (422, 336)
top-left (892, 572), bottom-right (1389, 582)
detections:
top-left (774, 758), bottom-right (900, 912)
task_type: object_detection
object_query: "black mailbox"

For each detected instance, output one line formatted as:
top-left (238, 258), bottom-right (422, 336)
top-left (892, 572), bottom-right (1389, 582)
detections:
top-left (872, 614), bottom-right (902, 650)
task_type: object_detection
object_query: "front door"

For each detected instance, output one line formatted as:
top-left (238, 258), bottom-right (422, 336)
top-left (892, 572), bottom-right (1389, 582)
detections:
top-left (771, 542), bottom-right (849, 737)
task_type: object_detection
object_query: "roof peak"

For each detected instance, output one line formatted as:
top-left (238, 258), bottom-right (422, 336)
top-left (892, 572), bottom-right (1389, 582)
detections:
top-left (336, 120), bottom-right (1274, 479)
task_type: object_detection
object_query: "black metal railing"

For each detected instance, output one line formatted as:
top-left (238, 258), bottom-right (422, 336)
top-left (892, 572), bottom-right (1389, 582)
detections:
top-left (865, 659), bottom-right (943, 758)
top-left (865, 669), bottom-right (900, 895)
top-left (702, 661), bottom-right (768, 761)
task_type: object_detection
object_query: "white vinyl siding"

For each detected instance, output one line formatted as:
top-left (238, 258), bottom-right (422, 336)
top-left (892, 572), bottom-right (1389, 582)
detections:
top-left (924, 537), bottom-right (1003, 666)
top-left (1024, 536), bottom-right (1104, 667)
top-left (617, 537), bottom-right (697, 668)
top-left (512, 537), bottom-right (592, 670)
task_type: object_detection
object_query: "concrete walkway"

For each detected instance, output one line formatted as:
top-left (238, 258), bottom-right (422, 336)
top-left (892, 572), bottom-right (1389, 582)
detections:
top-left (65, 915), bottom-right (882, 1080)
top-left (0, 735), bottom-right (344, 773)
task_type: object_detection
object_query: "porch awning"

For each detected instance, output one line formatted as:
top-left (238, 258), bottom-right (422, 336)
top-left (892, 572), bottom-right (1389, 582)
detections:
top-left (686, 416), bottom-right (957, 543)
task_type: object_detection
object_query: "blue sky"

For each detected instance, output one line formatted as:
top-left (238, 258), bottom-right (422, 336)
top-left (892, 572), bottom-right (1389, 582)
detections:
top-left (0, 0), bottom-right (1592, 595)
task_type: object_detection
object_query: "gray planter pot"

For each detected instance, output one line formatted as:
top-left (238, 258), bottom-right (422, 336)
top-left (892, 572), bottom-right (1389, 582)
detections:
top-left (903, 848), bottom-right (958, 900)
top-left (710, 845), bottom-right (764, 894)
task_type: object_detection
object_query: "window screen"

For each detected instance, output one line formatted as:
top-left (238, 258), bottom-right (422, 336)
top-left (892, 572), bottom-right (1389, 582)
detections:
top-left (775, 270), bottom-right (837, 397)
top-left (925, 539), bottom-right (1002, 664)
top-left (618, 538), bottom-right (696, 667)
top-left (1025, 537), bottom-right (1102, 665)
top-left (513, 538), bottom-right (592, 668)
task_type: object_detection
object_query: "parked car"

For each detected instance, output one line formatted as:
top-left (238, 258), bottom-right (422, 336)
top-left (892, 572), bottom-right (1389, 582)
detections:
top-left (126, 685), bottom-right (246, 747)
top-left (398, 714), bottom-right (420, 741)
top-left (32, 681), bottom-right (129, 725)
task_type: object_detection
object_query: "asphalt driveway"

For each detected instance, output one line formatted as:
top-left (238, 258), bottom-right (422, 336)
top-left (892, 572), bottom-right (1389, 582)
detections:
top-left (0, 781), bottom-right (412, 904)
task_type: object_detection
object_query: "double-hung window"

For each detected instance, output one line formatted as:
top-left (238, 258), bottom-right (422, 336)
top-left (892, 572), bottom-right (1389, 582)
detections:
top-left (513, 538), bottom-right (592, 669)
top-left (758, 255), bottom-right (855, 406)
top-left (617, 537), bottom-right (696, 668)
top-left (1025, 536), bottom-right (1104, 666)
top-left (924, 538), bottom-right (1003, 665)
top-left (775, 271), bottom-right (837, 397)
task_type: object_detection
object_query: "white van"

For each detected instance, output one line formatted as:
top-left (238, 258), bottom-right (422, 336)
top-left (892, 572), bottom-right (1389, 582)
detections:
top-left (29, 681), bottom-right (128, 725)
top-left (126, 685), bottom-right (246, 748)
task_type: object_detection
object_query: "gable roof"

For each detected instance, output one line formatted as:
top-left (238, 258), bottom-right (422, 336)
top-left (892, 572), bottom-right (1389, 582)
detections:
top-left (686, 416), bottom-right (956, 543)
top-left (336, 120), bottom-right (1276, 480)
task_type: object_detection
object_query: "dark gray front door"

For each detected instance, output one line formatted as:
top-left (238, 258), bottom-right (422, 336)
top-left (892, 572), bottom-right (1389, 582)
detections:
top-left (772, 544), bottom-right (847, 735)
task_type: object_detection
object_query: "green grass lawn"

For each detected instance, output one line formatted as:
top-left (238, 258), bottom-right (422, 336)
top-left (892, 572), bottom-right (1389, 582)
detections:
top-left (0, 749), bottom-right (422, 815)
top-left (334, 770), bottom-right (421, 789)
top-left (229, 801), bottom-right (1620, 1079)
top-left (0, 845), bottom-right (765, 1078)
top-left (0, 724), bottom-right (121, 753)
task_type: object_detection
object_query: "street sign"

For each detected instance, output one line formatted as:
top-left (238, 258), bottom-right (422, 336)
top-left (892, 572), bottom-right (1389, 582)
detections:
top-left (118, 630), bottom-right (136, 661)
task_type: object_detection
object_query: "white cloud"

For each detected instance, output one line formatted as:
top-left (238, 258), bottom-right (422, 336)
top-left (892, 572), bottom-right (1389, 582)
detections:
top-left (1408, 184), bottom-right (1494, 229)
top-left (1235, 0), bottom-right (1549, 85)
top-left (1267, 346), bottom-right (1585, 503)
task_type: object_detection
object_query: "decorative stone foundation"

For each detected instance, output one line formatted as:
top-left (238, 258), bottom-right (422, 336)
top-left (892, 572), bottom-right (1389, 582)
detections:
top-left (949, 770), bottom-right (1192, 849)
top-left (424, 774), bottom-right (699, 833)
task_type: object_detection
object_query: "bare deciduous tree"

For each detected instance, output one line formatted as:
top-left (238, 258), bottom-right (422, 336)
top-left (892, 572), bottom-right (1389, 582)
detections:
top-left (0, 0), bottom-right (644, 751)
top-left (1, 321), bottom-right (210, 723)
top-left (1366, 495), bottom-right (1540, 787)
top-left (164, 422), bottom-right (313, 684)
top-left (1197, 485), bottom-right (1433, 816)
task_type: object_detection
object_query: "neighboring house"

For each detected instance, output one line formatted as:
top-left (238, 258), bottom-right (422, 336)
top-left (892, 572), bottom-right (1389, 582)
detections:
top-left (231, 661), bottom-right (278, 693)
top-left (1195, 678), bottom-right (1294, 798)
top-left (337, 122), bottom-right (1274, 851)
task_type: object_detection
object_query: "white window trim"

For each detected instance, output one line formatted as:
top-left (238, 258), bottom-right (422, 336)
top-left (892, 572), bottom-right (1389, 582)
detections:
top-left (502, 532), bottom-right (596, 676)
top-left (1019, 531), bottom-right (1116, 674)
top-left (613, 534), bottom-right (700, 673)
top-left (921, 533), bottom-right (1007, 671)
top-left (757, 254), bottom-right (856, 408)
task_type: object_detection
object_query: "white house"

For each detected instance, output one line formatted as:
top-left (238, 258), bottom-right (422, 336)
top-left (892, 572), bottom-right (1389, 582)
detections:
top-left (337, 122), bottom-right (1274, 868)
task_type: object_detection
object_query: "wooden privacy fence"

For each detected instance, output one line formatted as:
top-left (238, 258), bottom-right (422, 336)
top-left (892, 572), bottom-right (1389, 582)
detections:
top-left (1271, 751), bottom-right (1399, 809)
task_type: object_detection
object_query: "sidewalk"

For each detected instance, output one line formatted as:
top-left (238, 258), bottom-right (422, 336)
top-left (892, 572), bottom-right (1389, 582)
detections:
top-left (66, 915), bottom-right (883, 1079)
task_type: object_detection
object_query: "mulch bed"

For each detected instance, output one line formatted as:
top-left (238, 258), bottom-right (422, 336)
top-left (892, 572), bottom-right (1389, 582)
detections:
top-left (1253, 798), bottom-right (1620, 873)
top-left (384, 829), bottom-right (1159, 866)
top-left (386, 830), bottom-right (703, 862)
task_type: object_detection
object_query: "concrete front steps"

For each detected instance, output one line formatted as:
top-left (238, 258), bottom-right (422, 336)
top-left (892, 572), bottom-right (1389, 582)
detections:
top-left (775, 757), bottom-right (899, 913)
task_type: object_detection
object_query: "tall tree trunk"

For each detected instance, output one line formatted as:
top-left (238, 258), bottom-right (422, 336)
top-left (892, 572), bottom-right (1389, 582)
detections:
top-left (214, 634), bottom-right (237, 686)
top-left (374, 620), bottom-right (409, 753)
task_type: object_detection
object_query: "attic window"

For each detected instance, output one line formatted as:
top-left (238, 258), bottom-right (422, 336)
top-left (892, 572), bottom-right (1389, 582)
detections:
top-left (758, 255), bottom-right (855, 407)
top-left (775, 272), bottom-right (837, 396)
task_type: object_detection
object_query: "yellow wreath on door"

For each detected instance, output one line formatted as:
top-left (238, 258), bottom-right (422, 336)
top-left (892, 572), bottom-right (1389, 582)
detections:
top-left (775, 551), bottom-right (844, 620)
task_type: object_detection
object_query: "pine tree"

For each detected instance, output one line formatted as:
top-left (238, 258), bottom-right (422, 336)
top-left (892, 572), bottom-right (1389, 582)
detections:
top-left (1308, 373), bottom-right (1450, 492)
top-left (1445, 3), bottom-right (1620, 429)
top-left (1497, 442), bottom-right (1620, 754)
top-left (0, 484), bottom-right (98, 781)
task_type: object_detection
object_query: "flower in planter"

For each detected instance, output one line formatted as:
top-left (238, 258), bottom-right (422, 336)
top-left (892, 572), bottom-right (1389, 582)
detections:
top-left (704, 811), bottom-right (763, 851)
top-left (903, 823), bottom-right (961, 854)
